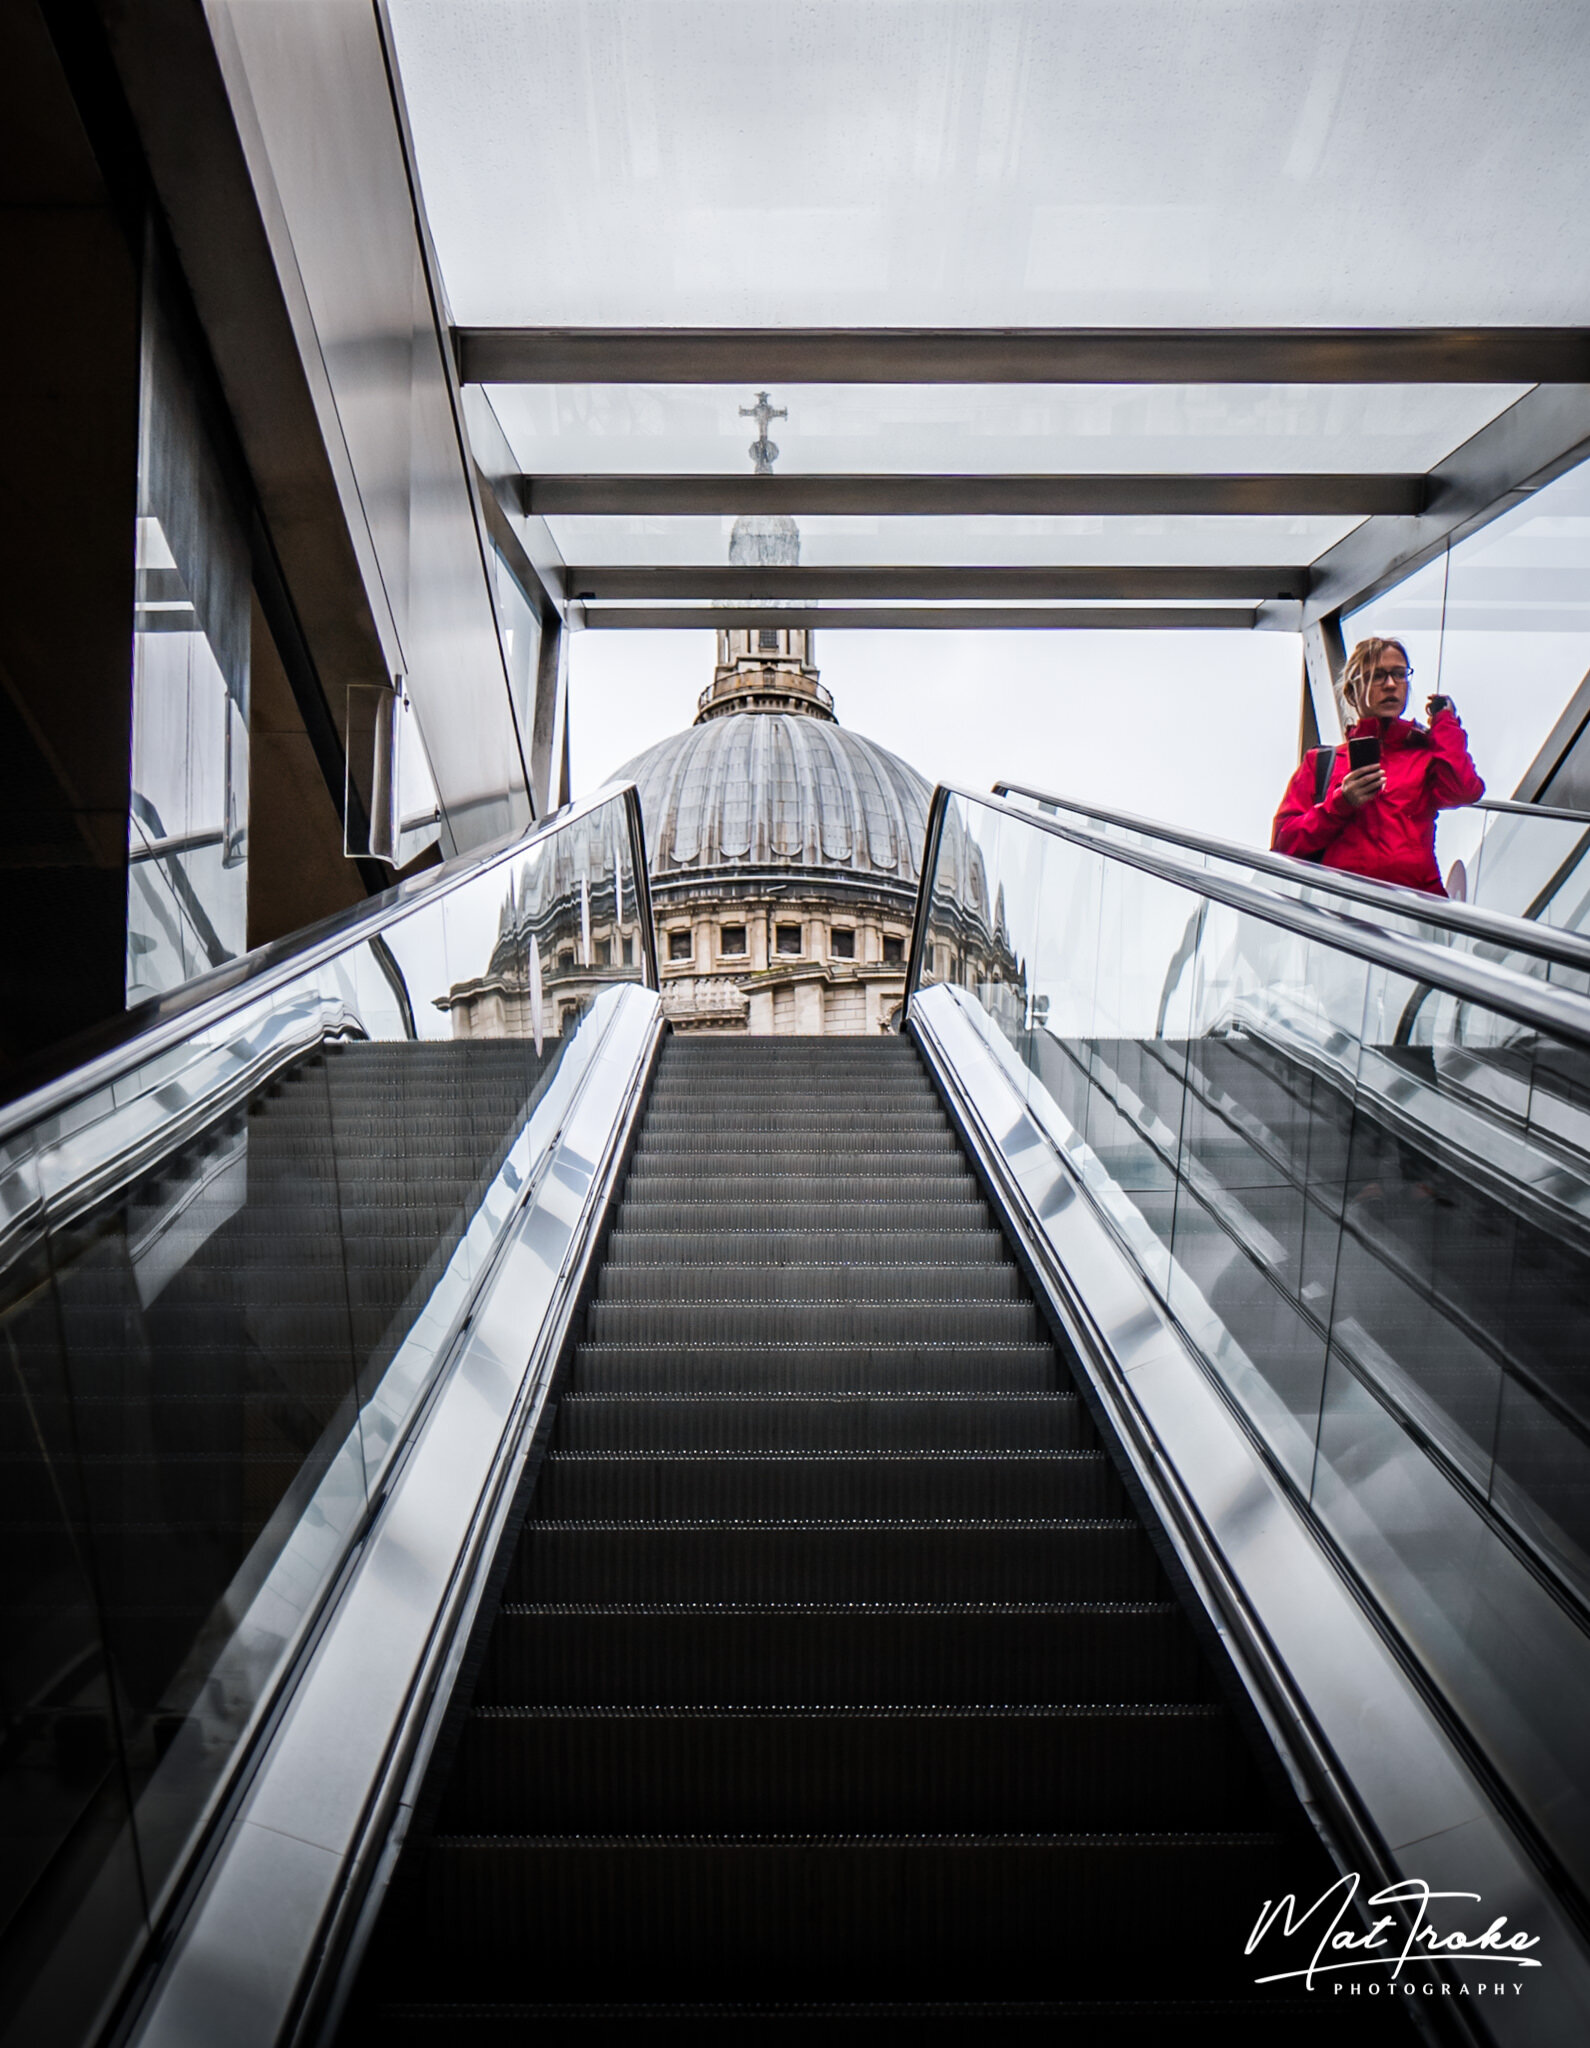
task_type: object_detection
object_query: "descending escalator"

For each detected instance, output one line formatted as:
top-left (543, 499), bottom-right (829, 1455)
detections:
top-left (1060, 1020), bottom-right (1590, 1597)
top-left (0, 1040), bottom-right (550, 2028)
top-left (347, 1033), bottom-right (1403, 2040)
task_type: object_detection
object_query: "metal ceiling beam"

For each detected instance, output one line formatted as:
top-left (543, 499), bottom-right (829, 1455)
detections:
top-left (577, 605), bottom-right (1257, 631)
top-left (567, 565), bottom-right (1306, 601)
top-left (1304, 382), bottom-right (1590, 624)
top-left (456, 327), bottom-right (1590, 386)
top-left (528, 474), bottom-right (1421, 517)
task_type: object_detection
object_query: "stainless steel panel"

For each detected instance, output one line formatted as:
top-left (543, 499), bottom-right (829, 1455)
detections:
top-left (455, 327), bottom-right (1590, 387)
top-left (912, 980), bottom-right (1590, 2035)
top-left (208, 1), bottom-right (528, 855)
top-left (129, 982), bottom-right (662, 2048)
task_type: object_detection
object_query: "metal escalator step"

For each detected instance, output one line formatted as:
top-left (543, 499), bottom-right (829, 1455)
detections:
top-left (554, 1392), bottom-right (1086, 1452)
top-left (641, 1105), bottom-right (948, 1123)
top-left (585, 1301), bottom-right (1043, 1343)
top-left (443, 1704), bottom-right (1265, 1834)
top-left (477, 1602), bottom-right (1210, 1707)
top-left (595, 1264), bottom-right (1028, 1304)
top-left (647, 1083), bottom-right (936, 1095)
top-left (617, 1176), bottom-right (979, 1203)
top-left (603, 1230), bottom-right (1008, 1266)
top-left (613, 1201), bottom-right (992, 1232)
top-left (633, 1134), bottom-right (963, 1158)
top-left (396, 1832), bottom-right (1293, 2001)
top-left (511, 1521), bottom-right (1161, 1603)
top-left (532, 1450), bottom-right (1122, 1521)
top-left (593, 1302), bottom-right (1044, 1349)
top-left (570, 1343), bottom-right (1060, 1394)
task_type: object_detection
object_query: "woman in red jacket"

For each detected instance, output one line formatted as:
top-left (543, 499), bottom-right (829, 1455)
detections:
top-left (1271, 636), bottom-right (1484, 895)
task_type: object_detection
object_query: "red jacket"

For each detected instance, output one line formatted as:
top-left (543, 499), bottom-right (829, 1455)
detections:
top-left (1271, 708), bottom-right (1484, 895)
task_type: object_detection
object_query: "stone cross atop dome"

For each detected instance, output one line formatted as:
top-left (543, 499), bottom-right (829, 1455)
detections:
top-left (699, 393), bottom-right (834, 725)
top-left (740, 391), bottom-right (786, 475)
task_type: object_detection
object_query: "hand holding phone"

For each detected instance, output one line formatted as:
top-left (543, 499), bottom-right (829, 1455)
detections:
top-left (1339, 735), bottom-right (1386, 810)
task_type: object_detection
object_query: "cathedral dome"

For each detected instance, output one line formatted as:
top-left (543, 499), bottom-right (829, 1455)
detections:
top-left (616, 711), bottom-right (931, 894)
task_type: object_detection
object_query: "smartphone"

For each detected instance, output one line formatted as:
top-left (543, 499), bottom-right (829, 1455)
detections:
top-left (1347, 734), bottom-right (1382, 772)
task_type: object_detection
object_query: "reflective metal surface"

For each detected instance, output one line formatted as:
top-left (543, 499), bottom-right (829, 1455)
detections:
top-left (129, 983), bottom-right (662, 2048)
top-left (909, 785), bottom-right (1590, 1949)
top-left (206, 0), bottom-right (530, 855)
top-left (911, 980), bottom-right (1590, 2045)
top-left (0, 787), bottom-right (654, 2041)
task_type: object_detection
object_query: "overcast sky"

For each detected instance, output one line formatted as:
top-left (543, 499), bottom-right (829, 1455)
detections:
top-left (568, 627), bottom-right (1304, 849)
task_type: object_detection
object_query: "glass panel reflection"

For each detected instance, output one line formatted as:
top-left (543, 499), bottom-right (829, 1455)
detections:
top-left (0, 1183), bottom-right (148, 2043)
top-left (0, 788), bottom-right (649, 2020)
top-left (1347, 457), bottom-right (1590, 850)
top-left (544, 511), bottom-right (1361, 571)
top-left (912, 790), bottom-right (1590, 1898)
top-left (128, 262), bottom-right (253, 1002)
top-left (485, 381), bottom-right (1524, 480)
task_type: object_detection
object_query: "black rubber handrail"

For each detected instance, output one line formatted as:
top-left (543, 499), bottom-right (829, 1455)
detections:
top-left (991, 780), bottom-right (1590, 976)
top-left (0, 781), bottom-right (657, 1138)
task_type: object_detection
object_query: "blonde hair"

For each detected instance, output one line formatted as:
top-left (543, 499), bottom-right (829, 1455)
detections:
top-left (1342, 637), bottom-right (1410, 720)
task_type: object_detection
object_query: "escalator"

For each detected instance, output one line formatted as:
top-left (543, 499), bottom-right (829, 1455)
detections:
top-left (0, 785), bottom-right (659, 2046)
top-left (6, 777), bottom-right (1590, 2046)
top-left (45, 1039), bottom-right (550, 1750)
top-left (348, 1032), bottom-right (1383, 2040)
top-left (1069, 1020), bottom-right (1590, 1591)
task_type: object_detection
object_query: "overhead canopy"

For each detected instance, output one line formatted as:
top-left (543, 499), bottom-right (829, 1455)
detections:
top-left (389, 1), bottom-right (1590, 633)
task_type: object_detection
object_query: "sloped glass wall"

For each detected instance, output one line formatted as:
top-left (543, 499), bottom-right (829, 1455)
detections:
top-left (1, 788), bottom-right (651, 2042)
top-left (914, 789), bottom-right (1590, 1911)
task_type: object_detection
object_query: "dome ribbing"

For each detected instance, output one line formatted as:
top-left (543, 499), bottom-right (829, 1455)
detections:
top-left (617, 712), bottom-right (931, 890)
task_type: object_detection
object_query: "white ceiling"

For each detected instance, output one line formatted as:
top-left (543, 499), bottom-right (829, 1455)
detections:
top-left (389, 0), bottom-right (1590, 329)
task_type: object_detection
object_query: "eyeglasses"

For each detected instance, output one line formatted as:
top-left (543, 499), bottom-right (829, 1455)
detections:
top-left (1367, 664), bottom-right (1412, 684)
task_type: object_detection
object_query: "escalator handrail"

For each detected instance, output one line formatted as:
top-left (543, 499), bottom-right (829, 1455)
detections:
top-left (1474, 794), bottom-right (1590, 824)
top-left (990, 780), bottom-right (1590, 976)
top-left (916, 785), bottom-right (1590, 1057)
top-left (0, 781), bottom-right (658, 1145)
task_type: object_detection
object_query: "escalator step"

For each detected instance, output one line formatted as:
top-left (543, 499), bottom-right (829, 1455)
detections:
top-left (511, 1521), bottom-right (1161, 1603)
top-left (595, 1263), bottom-right (1028, 1303)
top-left (396, 1832), bottom-right (1293, 2001)
top-left (476, 1602), bottom-right (1212, 1706)
top-left (443, 1704), bottom-right (1265, 1832)
top-left (571, 1343), bottom-right (1060, 1393)
top-left (633, 1134), bottom-right (963, 1158)
top-left (613, 1201), bottom-right (993, 1231)
top-left (603, 1229), bottom-right (1008, 1265)
top-left (584, 1302), bottom-right (1042, 1343)
top-left (616, 1176), bottom-right (980, 1202)
top-left (553, 1391), bottom-right (1087, 1451)
top-left (640, 1111), bottom-right (951, 1131)
top-left (532, 1450), bottom-right (1123, 1520)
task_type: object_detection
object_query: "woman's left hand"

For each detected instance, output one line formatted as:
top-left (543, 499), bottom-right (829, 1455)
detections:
top-left (1426, 693), bottom-right (1455, 721)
